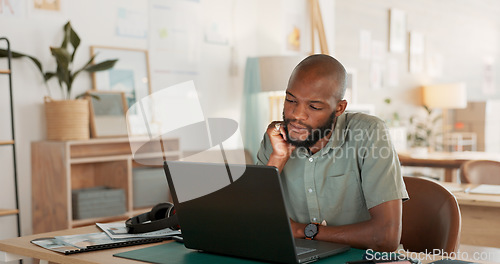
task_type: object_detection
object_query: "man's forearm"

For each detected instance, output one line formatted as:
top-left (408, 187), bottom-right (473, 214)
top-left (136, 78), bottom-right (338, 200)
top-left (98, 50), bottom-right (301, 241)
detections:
top-left (291, 200), bottom-right (402, 252)
top-left (292, 219), bottom-right (400, 252)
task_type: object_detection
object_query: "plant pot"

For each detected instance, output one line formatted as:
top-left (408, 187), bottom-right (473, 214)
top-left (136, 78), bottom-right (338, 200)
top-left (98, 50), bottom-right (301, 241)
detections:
top-left (44, 97), bottom-right (90, 140)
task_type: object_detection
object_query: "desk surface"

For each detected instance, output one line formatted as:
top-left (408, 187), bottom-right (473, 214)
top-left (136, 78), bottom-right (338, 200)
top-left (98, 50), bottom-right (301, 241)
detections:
top-left (0, 225), bottom-right (494, 264)
top-left (398, 151), bottom-right (500, 182)
top-left (439, 182), bottom-right (500, 248)
top-left (0, 226), bottom-right (166, 264)
top-left (399, 151), bottom-right (500, 167)
top-left (440, 182), bottom-right (500, 208)
top-left (399, 151), bottom-right (500, 160)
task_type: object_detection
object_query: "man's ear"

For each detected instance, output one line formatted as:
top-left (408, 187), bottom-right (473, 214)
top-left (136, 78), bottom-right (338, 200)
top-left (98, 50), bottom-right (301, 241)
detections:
top-left (335, 100), bottom-right (348, 117)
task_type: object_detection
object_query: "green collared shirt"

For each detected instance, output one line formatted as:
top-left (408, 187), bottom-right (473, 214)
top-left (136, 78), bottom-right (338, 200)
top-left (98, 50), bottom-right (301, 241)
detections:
top-left (256, 112), bottom-right (409, 226)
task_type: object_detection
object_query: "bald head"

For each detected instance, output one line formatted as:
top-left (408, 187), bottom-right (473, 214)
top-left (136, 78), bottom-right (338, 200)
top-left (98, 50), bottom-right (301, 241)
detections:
top-left (288, 54), bottom-right (347, 101)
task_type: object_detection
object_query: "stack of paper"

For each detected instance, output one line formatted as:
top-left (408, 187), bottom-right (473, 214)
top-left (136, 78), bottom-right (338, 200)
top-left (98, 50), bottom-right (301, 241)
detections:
top-left (96, 222), bottom-right (181, 239)
top-left (468, 184), bottom-right (500, 195)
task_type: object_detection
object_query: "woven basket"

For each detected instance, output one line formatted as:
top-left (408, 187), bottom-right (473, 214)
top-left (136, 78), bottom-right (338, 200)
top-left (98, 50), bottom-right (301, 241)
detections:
top-left (44, 97), bottom-right (90, 140)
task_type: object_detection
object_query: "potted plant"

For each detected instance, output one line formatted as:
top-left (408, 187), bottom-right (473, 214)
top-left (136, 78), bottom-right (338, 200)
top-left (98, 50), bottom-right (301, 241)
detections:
top-left (0, 21), bottom-right (117, 140)
top-left (407, 105), bottom-right (442, 154)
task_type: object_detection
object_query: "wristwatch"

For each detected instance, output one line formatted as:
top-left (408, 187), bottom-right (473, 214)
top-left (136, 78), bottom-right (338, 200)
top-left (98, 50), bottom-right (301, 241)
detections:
top-left (304, 223), bottom-right (319, 240)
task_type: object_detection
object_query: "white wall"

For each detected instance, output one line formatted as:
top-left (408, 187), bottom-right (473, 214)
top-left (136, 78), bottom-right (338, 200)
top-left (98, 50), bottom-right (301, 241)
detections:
top-left (3, 0), bottom-right (500, 241)
top-left (0, 0), bottom-right (323, 238)
top-left (334, 0), bottom-right (500, 122)
top-left (8, 0), bottom-right (500, 238)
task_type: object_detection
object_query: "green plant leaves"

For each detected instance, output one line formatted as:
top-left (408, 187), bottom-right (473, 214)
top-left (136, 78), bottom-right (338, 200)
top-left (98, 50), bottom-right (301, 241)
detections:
top-left (0, 49), bottom-right (44, 77)
top-left (44, 72), bottom-right (56, 82)
top-left (407, 105), bottom-right (444, 149)
top-left (423, 105), bottom-right (432, 115)
top-left (50, 47), bottom-right (71, 69)
top-left (51, 47), bottom-right (72, 97)
top-left (63, 21), bottom-right (81, 62)
top-left (1, 20), bottom-right (117, 99)
top-left (85, 59), bottom-right (118, 72)
top-left (432, 115), bottom-right (442, 124)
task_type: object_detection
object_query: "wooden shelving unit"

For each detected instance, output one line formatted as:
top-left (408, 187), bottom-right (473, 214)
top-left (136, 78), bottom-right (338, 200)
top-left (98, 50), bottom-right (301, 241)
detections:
top-left (0, 140), bottom-right (15, 145)
top-left (0, 209), bottom-right (19, 217)
top-left (31, 137), bottom-right (180, 234)
top-left (0, 37), bottom-right (21, 237)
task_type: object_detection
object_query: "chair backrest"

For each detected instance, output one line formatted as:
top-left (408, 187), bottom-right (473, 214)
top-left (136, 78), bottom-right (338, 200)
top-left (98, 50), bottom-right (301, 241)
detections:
top-left (401, 176), bottom-right (461, 254)
top-left (459, 160), bottom-right (500, 184)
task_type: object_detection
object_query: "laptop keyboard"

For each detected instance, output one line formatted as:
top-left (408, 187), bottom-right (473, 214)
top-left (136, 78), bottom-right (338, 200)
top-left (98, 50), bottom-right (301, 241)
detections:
top-left (296, 246), bottom-right (317, 256)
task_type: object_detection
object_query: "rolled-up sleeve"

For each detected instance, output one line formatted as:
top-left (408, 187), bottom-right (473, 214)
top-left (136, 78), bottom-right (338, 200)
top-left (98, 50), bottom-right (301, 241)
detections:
top-left (358, 119), bottom-right (409, 209)
top-left (256, 134), bottom-right (272, 165)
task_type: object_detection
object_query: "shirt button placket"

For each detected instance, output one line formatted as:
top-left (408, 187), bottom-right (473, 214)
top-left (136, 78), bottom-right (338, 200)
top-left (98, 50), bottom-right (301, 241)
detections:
top-left (305, 156), bottom-right (320, 223)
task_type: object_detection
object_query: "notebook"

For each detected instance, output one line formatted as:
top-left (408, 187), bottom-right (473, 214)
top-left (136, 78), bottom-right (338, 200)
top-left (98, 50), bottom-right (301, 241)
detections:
top-left (163, 161), bottom-right (350, 264)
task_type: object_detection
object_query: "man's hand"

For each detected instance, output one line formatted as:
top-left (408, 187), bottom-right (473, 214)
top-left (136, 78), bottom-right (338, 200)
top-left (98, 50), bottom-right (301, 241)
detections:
top-left (266, 121), bottom-right (295, 172)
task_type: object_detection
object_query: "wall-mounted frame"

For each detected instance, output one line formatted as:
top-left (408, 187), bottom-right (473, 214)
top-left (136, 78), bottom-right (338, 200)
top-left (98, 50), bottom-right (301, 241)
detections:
top-left (34, 0), bottom-right (61, 11)
top-left (409, 31), bottom-right (425, 73)
top-left (88, 91), bottom-right (129, 138)
top-left (90, 46), bottom-right (152, 109)
top-left (91, 46), bottom-right (152, 137)
top-left (388, 8), bottom-right (406, 53)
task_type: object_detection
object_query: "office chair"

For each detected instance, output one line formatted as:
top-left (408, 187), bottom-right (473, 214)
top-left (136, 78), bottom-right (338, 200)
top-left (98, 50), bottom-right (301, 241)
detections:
top-left (401, 176), bottom-right (461, 254)
top-left (459, 160), bottom-right (500, 184)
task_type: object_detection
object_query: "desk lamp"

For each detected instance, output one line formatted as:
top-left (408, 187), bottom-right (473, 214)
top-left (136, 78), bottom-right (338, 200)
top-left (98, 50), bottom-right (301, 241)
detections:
top-left (422, 83), bottom-right (467, 149)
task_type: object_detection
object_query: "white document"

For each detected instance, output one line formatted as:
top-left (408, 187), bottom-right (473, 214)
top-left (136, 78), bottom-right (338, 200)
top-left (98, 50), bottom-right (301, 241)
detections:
top-left (96, 222), bottom-right (181, 239)
top-left (468, 184), bottom-right (500, 195)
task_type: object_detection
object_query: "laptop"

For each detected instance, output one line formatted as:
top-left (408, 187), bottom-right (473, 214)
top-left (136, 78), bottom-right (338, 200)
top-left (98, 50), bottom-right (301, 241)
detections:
top-left (163, 160), bottom-right (350, 264)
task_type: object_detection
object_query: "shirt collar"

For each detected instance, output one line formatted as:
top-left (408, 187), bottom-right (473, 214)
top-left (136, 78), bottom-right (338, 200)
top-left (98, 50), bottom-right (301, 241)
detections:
top-left (319, 113), bottom-right (348, 156)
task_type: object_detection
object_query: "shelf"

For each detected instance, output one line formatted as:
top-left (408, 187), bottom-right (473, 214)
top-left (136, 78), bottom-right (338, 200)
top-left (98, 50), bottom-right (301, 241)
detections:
top-left (131, 207), bottom-right (152, 215)
top-left (0, 37), bottom-right (20, 238)
top-left (71, 207), bottom-right (154, 228)
top-left (70, 151), bottom-right (180, 164)
top-left (0, 140), bottom-right (14, 146)
top-left (32, 138), bottom-right (180, 233)
top-left (71, 154), bottom-right (131, 164)
top-left (0, 209), bottom-right (19, 217)
top-left (72, 213), bottom-right (131, 228)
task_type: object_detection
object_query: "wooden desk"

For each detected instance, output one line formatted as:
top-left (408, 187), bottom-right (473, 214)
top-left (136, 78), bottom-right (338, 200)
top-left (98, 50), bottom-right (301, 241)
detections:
top-left (0, 226), bottom-right (169, 264)
top-left (398, 151), bottom-right (500, 182)
top-left (440, 182), bottom-right (500, 248)
top-left (0, 226), bottom-right (492, 264)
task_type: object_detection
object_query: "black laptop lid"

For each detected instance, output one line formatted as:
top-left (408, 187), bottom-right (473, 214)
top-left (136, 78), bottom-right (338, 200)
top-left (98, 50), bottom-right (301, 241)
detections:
top-left (164, 161), bottom-right (298, 264)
